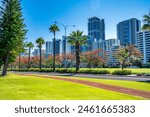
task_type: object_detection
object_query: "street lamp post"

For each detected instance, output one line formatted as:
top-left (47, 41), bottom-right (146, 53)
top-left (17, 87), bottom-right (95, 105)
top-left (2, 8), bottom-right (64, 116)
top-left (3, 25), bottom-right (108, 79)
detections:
top-left (55, 22), bottom-right (75, 68)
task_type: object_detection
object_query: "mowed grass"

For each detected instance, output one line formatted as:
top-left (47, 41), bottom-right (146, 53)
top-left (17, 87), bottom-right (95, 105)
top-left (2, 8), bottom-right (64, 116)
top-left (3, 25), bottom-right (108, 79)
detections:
top-left (80, 68), bottom-right (150, 74)
top-left (0, 74), bottom-right (144, 100)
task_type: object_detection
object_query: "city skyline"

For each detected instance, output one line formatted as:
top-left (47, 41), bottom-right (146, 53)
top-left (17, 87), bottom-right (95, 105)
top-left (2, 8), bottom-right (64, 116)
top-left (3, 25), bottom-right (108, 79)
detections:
top-left (14, 0), bottom-right (150, 44)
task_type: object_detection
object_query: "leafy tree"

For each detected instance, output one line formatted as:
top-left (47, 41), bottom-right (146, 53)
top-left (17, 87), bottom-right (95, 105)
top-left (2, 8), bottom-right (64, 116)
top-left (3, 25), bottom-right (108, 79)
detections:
top-left (36, 37), bottom-right (45, 69)
top-left (49, 24), bottom-right (60, 71)
top-left (66, 53), bottom-right (75, 67)
top-left (68, 30), bottom-right (87, 72)
top-left (0, 0), bottom-right (27, 76)
top-left (142, 10), bottom-right (150, 31)
top-left (116, 45), bottom-right (142, 70)
top-left (21, 56), bottom-right (29, 68)
top-left (31, 56), bottom-right (39, 68)
top-left (81, 49), bottom-right (105, 69)
top-left (26, 42), bottom-right (34, 69)
top-left (45, 55), bottom-right (53, 68)
top-left (55, 54), bottom-right (64, 67)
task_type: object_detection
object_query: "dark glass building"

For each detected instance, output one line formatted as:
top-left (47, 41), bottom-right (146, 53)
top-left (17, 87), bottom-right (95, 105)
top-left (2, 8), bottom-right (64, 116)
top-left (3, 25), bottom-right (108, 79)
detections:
top-left (88, 16), bottom-right (105, 41)
top-left (117, 18), bottom-right (141, 46)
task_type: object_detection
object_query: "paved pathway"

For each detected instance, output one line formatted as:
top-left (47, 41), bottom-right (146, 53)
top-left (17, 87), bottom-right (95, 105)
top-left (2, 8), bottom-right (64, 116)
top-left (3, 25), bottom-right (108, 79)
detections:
top-left (12, 71), bottom-right (150, 82)
top-left (16, 73), bottom-right (150, 99)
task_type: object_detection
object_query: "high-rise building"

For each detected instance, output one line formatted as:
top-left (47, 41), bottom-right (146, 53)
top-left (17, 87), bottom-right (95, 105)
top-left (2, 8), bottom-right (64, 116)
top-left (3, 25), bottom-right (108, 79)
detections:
top-left (52, 38), bottom-right (61, 55)
top-left (32, 49), bottom-right (40, 56)
top-left (62, 36), bottom-right (72, 54)
top-left (104, 39), bottom-right (120, 66)
top-left (32, 49), bottom-right (46, 57)
top-left (137, 31), bottom-right (150, 64)
top-left (117, 18), bottom-right (141, 46)
top-left (81, 37), bottom-right (94, 52)
top-left (106, 45), bottom-right (120, 66)
top-left (88, 16), bottom-right (105, 41)
top-left (46, 41), bottom-right (52, 55)
top-left (105, 39), bottom-right (120, 51)
top-left (41, 49), bottom-right (46, 57)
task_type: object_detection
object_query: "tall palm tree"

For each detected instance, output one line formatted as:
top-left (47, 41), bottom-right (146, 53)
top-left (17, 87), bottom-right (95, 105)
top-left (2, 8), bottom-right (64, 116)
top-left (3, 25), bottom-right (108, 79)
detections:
top-left (68, 30), bottom-right (87, 72)
top-left (26, 42), bottom-right (34, 69)
top-left (36, 37), bottom-right (45, 69)
top-left (49, 24), bottom-right (60, 71)
top-left (142, 11), bottom-right (150, 31)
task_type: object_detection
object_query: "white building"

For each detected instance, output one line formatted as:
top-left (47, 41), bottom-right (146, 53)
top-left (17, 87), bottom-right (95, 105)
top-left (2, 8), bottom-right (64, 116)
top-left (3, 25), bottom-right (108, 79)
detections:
top-left (105, 39), bottom-right (120, 51)
top-left (137, 31), bottom-right (150, 64)
top-left (104, 39), bottom-right (120, 66)
top-left (106, 45), bottom-right (120, 66)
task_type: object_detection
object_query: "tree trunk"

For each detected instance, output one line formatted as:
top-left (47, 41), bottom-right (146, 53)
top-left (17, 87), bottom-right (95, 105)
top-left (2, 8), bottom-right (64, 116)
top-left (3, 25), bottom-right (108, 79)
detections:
top-left (121, 63), bottom-right (124, 70)
top-left (18, 53), bottom-right (21, 69)
top-left (76, 42), bottom-right (80, 72)
top-left (11, 63), bottom-right (13, 70)
top-left (2, 54), bottom-right (9, 76)
top-left (39, 47), bottom-right (42, 69)
top-left (89, 63), bottom-right (91, 69)
top-left (28, 48), bottom-right (31, 69)
top-left (53, 32), bottom-right (56, 71)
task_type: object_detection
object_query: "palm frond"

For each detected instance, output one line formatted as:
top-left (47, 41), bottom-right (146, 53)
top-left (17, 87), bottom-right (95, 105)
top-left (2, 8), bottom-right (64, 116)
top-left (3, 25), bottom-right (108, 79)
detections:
top-left (36, 37), bottom-right (45, 48)
top-left (68, 30), bottom-right (87, 46)
top-left (49, 24), bottom-right (60, 33)
top-left (142, 24), bottom-right (150, 31)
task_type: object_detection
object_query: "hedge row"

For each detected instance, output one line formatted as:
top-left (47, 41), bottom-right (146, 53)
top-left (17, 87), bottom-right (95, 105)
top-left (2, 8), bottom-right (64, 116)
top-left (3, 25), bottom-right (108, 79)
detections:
top-left (12, 68), bottom-right (132, 75)
top-left (78, 69), bottom-right (110, 74)
top-left (112, 70), bottom-right (132, 75)
top-left (13, 68), bottom-right (54, 72)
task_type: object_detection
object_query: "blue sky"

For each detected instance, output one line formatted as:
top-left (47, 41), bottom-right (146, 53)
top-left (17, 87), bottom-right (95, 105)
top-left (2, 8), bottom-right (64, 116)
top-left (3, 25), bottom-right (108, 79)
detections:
top-left (1, 0), bottom-right (150, 44)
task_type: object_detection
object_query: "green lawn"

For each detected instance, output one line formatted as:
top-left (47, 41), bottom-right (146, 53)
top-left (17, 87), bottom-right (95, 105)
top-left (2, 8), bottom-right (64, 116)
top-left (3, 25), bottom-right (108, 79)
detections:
top-left (80, 68), bottom-right (150, 74)
top-left (64, 68), bottom-right (150, 74)
top-left (0, 74), bottom-right (145, 100)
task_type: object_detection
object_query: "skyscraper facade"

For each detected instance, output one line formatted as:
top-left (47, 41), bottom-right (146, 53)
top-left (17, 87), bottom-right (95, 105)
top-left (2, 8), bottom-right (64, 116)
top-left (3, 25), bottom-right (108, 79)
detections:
top-left (80, 37), bottom-right (94, 52)
top-left (52, 38), bottom-right (61, 55)
top-left (32, 49), bottom-right (40, 56)
top-left (46, 41), bottom-right (52, 55)
top-left (117, 18), bottom-right (141, 46)
top-left (88, 16), bottom-right (105, 41)
top-left (137, 31), bottom-right (150, 64)
top-left (62, 36), bottom-right (72, 54)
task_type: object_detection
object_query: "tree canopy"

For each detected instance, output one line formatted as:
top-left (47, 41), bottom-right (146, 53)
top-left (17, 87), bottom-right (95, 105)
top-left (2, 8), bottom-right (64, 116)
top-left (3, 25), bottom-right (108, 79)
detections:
top-left (142, 11), bottom-right (150, 31)
top-left (0, 0), bottom-right (27, 75)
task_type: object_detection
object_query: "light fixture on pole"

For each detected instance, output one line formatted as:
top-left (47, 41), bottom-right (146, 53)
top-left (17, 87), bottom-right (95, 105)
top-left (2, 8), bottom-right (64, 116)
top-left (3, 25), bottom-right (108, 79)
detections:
top-left (55, 22), bottom-right (75, 68)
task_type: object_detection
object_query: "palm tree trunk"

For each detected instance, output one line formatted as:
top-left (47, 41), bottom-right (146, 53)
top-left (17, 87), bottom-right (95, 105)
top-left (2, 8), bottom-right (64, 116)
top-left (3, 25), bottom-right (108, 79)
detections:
top-left (53, 32), bottom-right (56, 71)
top-left (2, 54), bottom-right (9, 76)
top-left (28, 48), bottom-right (31, 69)
top-left (39, 47), bottom-right (42, 69)
top-left (76, 42), bottom-right (80, 72)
